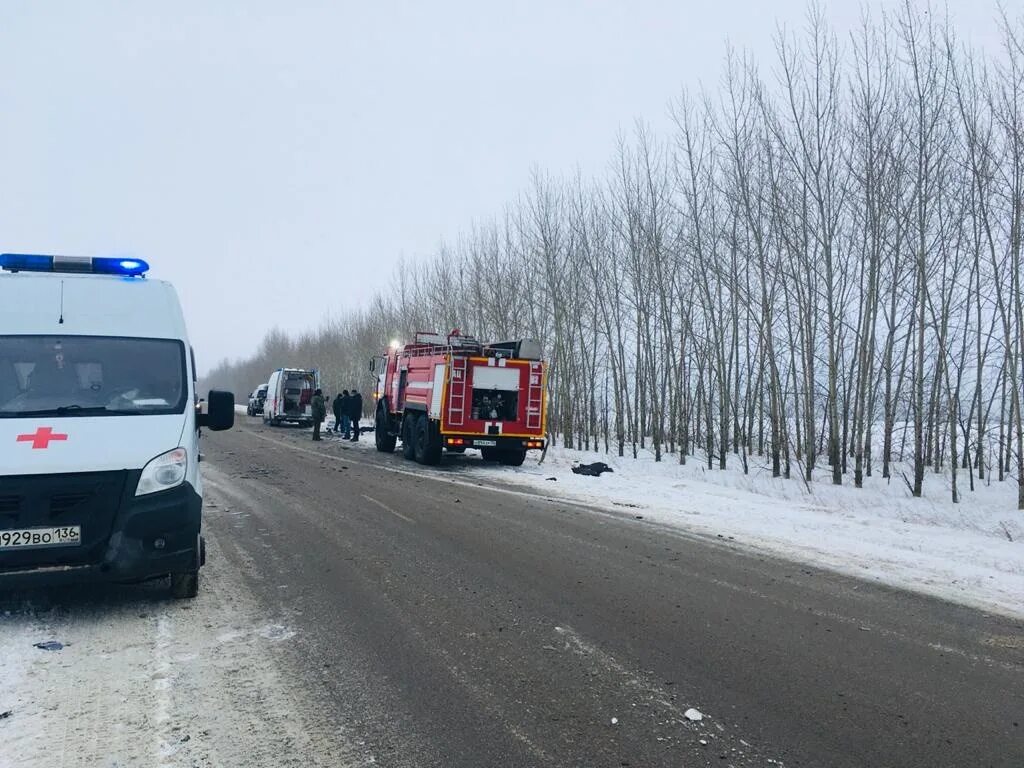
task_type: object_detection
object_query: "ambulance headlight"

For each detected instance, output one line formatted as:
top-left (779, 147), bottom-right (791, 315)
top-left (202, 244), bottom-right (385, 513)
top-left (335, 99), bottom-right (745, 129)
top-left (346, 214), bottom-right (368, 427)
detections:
top-left (136, 448), bottom-right (188, 496)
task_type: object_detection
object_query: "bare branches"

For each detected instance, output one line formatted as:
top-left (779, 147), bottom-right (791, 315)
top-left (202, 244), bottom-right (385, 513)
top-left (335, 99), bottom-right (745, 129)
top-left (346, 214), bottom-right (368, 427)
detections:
top-left (203, 2), bottom-right (1024, 510)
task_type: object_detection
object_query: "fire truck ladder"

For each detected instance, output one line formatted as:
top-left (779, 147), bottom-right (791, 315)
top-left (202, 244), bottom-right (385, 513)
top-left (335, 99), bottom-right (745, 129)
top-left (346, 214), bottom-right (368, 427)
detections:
top-left (526, 362), bottom-right (543, 431)
top-left (448, 356), bottom-right (468, 427)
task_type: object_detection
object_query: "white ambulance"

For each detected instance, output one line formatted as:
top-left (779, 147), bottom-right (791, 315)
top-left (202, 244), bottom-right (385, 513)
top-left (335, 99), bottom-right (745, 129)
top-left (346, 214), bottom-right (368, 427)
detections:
top-left (0, 254), bottom-right (233, 598)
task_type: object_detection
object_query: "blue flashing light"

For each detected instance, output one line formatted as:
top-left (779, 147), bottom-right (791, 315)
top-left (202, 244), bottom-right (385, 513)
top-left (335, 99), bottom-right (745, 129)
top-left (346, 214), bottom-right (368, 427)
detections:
top-left (0, 253), bottom-right (149, 277)
top-left (0, 254), bottom-right (55, 272)
top-left (93, 257), bottom-right (150, 276)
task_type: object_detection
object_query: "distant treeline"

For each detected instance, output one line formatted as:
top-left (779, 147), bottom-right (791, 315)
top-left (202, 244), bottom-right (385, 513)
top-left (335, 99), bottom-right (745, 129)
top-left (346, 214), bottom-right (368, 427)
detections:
top-left (205, 3), bottom-right (1024, 507)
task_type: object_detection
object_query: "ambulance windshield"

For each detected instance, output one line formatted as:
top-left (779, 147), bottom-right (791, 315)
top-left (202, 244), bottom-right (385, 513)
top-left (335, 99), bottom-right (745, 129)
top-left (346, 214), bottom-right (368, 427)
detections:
top-left (0, 336), bottom-right (188, 417)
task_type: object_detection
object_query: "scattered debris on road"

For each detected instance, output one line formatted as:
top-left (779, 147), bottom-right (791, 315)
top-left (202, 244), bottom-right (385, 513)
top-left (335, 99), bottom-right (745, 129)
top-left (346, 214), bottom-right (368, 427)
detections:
top-left (33, 640), bottom-right (64, 652)
top-left (684, 708), bottom-right (703, 722)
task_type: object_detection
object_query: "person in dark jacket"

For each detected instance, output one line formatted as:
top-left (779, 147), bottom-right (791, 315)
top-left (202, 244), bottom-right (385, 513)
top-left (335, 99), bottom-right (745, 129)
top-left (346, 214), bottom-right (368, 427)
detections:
top-left (341, 390), bottom-right (353, 437)
top-left (311, 388), bottom-right (326, 441)
top-left (348, 389), bottom-right (363, 441)
top-left (332, 391), bottom-right (347, 435)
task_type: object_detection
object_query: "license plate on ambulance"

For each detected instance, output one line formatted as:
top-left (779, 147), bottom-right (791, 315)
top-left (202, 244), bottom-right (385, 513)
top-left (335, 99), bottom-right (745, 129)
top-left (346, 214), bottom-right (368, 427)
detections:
top-left (475, 440), bottom-right (497, 447)
top-left (0, 526), bottom-right (81, 550)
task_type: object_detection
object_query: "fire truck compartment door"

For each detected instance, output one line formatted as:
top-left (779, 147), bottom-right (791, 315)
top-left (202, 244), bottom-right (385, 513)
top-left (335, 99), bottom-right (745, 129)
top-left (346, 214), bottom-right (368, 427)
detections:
top-left (472, 366), bottom-right (519, 391)
top-left (429, 363), bottom-right (446, 418)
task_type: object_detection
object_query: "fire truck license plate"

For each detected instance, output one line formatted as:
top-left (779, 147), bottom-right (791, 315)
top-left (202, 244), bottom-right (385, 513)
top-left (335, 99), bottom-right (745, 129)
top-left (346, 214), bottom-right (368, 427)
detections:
top-left (475, 440), bottom-right (497, 447)
top-left (0, 526), bottom-right (81, 550)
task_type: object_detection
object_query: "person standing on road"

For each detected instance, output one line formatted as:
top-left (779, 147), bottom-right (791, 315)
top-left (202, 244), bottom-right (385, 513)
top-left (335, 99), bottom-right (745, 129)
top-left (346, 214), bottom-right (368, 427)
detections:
top-left (348, 388), bottom-right (363, 441)
top-left (339, 389), bottom-right (352, 438)
top-left (332, 391), bottom-right (346, 435)
top-left (311, 388), bottom-right (326, 441)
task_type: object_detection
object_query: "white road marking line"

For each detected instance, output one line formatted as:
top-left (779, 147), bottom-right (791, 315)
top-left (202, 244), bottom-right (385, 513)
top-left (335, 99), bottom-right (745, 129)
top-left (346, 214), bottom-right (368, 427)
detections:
top-left (361, 493), bottom-right (415, 523)
top-left (153, 614), bottom-right (174, 765)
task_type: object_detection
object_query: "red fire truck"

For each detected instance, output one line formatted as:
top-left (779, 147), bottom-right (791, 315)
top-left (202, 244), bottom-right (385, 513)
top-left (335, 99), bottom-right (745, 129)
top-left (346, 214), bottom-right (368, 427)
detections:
top-left (372, 331), bottom-right (547, 466)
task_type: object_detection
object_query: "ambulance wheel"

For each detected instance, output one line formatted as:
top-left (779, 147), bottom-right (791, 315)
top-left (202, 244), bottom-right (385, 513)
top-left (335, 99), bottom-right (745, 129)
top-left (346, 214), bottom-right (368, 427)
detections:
top-left (171, 570), bottom-right (199, 599)
top-left (500, 450), bottom-right (527, 467)
top-left (401, 416), bottom-right (416, 460)
top-left (376, 408), bottom-right (397, 453)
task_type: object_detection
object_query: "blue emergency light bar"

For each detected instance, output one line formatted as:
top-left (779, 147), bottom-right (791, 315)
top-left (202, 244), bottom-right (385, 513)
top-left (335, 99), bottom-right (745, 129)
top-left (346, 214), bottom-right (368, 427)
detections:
top-left (0, 253), bottom-right (150, 277)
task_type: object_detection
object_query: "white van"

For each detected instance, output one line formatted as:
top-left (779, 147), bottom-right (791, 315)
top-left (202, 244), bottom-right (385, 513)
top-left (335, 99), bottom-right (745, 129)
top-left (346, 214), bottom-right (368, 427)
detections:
top-left (0, 254), bottom-right (233, 598)
top-left (263, 367), bottom-right (319, 426)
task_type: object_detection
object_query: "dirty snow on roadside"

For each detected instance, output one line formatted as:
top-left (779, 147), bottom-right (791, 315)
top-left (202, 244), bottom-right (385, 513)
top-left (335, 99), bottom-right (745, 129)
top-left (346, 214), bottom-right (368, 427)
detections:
top-left (312, 422), bottom-right (1024, 620)
top-left (0, 528), bottom-right (373, 768)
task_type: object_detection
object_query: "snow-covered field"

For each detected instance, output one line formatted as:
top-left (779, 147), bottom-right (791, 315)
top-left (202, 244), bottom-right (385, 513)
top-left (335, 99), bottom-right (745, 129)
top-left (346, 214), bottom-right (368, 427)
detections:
top-left (318, 420), bottom-right (1024, 621)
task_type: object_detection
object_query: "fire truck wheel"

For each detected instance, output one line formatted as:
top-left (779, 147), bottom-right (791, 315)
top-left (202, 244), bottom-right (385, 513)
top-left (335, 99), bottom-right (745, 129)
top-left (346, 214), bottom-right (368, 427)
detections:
top-left (500, 450), bottom-right (527, 467)
top-left (414, 415), bottom-right (442, 465)
top-left (375, 408), bottom-right (397, 453)
top-left (480, 447), bottom-right (500, 462)
top-left (401, 416), bottom-right (416, 460)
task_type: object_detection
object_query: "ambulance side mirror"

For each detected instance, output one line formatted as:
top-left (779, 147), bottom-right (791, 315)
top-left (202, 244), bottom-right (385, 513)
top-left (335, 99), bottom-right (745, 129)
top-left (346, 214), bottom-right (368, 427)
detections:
top-left (198, 390), bottom-right (234, 431)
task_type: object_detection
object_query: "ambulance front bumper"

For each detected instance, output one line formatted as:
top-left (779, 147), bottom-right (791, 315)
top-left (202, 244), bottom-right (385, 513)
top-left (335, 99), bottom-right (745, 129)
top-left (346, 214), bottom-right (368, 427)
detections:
top-left (0, 475), bottom-right (203, 589)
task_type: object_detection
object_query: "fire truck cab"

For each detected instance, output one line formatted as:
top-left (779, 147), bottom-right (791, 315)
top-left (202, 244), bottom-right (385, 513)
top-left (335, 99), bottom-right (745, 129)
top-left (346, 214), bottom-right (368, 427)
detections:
top-left (372, 331), bottom-right (546, 466)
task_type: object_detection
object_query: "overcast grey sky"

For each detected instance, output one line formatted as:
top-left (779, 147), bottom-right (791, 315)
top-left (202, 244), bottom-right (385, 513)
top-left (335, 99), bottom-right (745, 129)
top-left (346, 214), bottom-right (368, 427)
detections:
top-left (0, 1), bottom-right (1003, 372)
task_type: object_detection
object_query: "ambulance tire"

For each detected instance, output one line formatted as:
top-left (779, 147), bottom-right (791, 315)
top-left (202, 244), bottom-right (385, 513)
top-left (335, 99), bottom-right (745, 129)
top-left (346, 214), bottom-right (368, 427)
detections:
top-left (375, 407), bottom-right (397, 453)
top-left (170, 570), bottom-right (199, 599)
top-left (401, 416), bottom-right (416, 460)
top-left (500, 449), bottom-right (527, 467)
top-left (414, 415), bottom-right (442, 466)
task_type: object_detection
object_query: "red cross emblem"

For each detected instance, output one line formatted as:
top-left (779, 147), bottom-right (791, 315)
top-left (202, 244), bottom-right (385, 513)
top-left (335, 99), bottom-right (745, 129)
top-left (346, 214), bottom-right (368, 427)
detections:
top-left (16, 427), bottom-right (69, 450)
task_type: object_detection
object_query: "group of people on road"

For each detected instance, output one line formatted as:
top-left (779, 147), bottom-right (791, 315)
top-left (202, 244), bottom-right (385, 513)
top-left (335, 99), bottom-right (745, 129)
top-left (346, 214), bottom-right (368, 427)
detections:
top-left (310, 388), bottom-right (363, 442)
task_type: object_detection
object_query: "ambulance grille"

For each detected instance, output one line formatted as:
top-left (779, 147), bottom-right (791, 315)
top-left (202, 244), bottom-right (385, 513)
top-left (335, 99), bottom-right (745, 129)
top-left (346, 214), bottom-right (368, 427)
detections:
top-left (49, 492), bottom-right (93, 516)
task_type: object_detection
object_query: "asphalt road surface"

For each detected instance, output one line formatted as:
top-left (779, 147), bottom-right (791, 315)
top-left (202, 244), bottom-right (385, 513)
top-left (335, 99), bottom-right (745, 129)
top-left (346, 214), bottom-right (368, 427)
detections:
top-left (6, 417), bottom-right (1020, 767)
top-left (182, 418), bottom-right (1023, 768)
